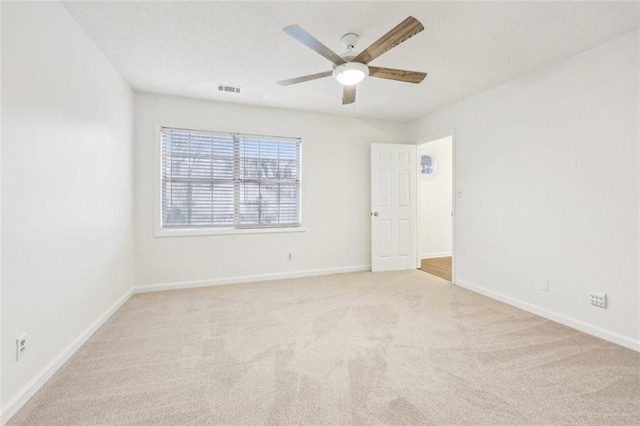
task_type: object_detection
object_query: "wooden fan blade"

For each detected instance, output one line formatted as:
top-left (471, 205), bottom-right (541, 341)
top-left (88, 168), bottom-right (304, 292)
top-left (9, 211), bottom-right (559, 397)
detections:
top-left (277, 71), bottom-right (332, 86)
top-left (283, 25), bottom-right (346, 66)
top-left (368, 67), bottom-right (427, 84)
top-left (353, 17), bottom-right (424, 64)
top-left (343, 85), bottom-right (356, 105)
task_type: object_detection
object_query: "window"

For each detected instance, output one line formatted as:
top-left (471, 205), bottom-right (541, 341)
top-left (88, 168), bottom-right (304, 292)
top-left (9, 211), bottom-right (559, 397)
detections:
top-left (160, 127), bottom-right (301, 232)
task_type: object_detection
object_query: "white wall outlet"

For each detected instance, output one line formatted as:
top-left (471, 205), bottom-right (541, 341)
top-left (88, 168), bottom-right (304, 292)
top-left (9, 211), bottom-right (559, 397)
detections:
top-left (288, 252), bottom-right (293, 261)
top-left (16, 333), bottom-right (27, 361)
top-left (537, 277), bottom-right (549, 292)
top-left (590, 292), bottom-right (607, 309)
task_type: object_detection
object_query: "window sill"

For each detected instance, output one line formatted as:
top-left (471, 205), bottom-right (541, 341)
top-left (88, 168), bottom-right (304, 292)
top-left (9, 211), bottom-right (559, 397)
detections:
top-left (154, 226), bottom-right (306, 238)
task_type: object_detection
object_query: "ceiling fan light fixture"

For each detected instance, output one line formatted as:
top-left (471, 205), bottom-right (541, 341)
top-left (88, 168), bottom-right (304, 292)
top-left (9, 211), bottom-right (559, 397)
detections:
top-left (333, 62), bottom-right (369, 85)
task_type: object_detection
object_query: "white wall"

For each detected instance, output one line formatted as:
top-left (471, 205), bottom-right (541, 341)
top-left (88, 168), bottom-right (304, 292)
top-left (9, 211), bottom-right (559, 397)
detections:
top-left (419, 136), bottom-right (452, 258)
top-left (1, 1), bottom-right (134, 415)
top-left (0, 1), bottom-right (3, 410)
top-left (409, 30), bottom-right (639, 349)
top-left (135, 93), bottom-right (408, 287)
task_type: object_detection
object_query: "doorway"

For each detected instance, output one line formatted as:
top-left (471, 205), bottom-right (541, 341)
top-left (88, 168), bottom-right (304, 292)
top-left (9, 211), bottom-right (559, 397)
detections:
top-left (416, 135), bottom-right (453, 281)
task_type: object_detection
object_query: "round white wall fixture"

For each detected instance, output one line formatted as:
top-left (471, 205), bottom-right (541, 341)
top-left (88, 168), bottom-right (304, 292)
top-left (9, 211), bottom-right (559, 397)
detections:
top-left (420, 153), bottom-right (437, 178)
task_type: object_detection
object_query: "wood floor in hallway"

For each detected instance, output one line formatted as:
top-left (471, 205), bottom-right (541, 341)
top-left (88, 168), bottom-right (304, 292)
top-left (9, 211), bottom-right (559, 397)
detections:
top-left (420, 256), bottom-right (452, 281)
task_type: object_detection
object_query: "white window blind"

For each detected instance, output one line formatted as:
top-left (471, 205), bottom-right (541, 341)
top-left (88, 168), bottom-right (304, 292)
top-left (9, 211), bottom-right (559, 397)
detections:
top-left (161, 127), bottom-right (301, 230)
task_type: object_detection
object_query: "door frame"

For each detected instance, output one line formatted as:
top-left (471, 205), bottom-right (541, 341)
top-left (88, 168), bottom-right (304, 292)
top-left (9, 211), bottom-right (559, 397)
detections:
top-left (415, 129), bottom-right (457, 283)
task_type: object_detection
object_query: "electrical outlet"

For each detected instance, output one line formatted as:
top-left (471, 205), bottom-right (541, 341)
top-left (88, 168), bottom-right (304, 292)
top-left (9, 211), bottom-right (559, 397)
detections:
top-left (288, 253), bottom-right (293, 261)
top-left (16, 334), bottom-right (27, 361)
top-left (590, 292), bottom-right (607, 309)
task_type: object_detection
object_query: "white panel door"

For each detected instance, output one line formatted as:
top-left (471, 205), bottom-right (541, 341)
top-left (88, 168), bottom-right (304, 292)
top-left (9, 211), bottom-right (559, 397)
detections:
top-left (371, 143), bottom-right (417, 272)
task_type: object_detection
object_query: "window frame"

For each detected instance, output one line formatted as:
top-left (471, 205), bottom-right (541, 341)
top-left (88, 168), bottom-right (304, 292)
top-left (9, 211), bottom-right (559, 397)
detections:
top-left (154, 124), bottom-right (304, 238)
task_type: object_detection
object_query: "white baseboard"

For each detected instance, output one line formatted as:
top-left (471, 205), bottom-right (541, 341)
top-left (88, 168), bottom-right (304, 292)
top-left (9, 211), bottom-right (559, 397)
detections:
top-left (1, 264), bottom-right (373, 424)
top-left (22, 266), bottom-right (628, 424)
top-left (1, 287), bottom-right (134, 425)
top-left (420, 252), bottom-right (452, 259)
top-left (455, 279), bottom-right (640, 352)
top-left (2, 264), bottom-right (374, 423)
top-left (133, 264), bottom-right (372, 293)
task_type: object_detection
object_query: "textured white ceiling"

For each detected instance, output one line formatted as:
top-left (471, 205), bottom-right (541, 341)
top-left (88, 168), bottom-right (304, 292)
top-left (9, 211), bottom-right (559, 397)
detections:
top-left (63, 1), bottom-right (639, 122)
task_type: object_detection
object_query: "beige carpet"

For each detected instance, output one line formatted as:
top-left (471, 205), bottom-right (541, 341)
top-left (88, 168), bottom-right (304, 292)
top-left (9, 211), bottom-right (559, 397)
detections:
top-left (9, 270), bottom-right (640, 425)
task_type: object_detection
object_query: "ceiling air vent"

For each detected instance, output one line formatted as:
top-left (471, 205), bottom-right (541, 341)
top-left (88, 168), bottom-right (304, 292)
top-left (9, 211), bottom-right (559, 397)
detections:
top-left (217, 85), bottom-right (241, 94)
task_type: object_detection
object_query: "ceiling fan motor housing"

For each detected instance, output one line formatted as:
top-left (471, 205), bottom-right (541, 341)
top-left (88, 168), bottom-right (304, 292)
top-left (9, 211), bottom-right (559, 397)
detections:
top-left (338, 33), bottom-right (360, 62)
top-left (340, 52), bottom-right (358, 62)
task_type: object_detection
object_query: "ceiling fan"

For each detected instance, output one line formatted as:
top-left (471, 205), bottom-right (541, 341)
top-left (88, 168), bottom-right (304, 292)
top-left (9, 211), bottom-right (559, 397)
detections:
top-left (277, 17), bottom-right (427, 105)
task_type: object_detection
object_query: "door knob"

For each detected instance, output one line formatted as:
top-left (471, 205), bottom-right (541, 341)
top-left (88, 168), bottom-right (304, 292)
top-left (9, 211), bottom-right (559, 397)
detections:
top-left (371, 211), bottom-right (379, 217)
